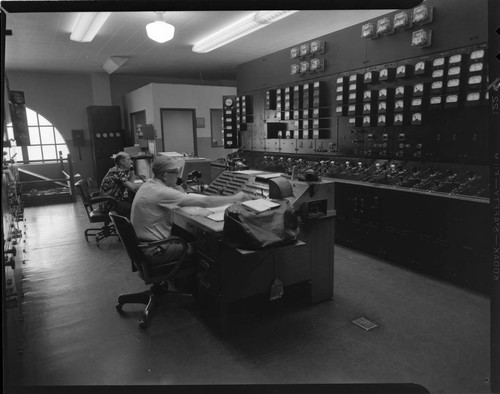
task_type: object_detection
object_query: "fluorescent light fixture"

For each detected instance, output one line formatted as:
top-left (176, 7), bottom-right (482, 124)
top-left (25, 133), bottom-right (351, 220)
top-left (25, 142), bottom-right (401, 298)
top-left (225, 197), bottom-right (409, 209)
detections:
top-left (70, 12), bottom-right (111, 42)
top-left (146, 12), bottom-right (175, 43)
top-left (192, 10), bottom-right (297, 53)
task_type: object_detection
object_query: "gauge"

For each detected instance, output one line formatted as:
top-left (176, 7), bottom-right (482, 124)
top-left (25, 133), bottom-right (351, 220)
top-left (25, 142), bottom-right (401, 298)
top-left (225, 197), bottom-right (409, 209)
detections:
top-left (96, 133), bottom-right (101, 138)
top-left (395, 100), bottom-right (404, 109)
top-left (378, 102), bottom-right (387, 110)
top-left (447, 79), bottom-right (460, 87)
top-left (431, 81), bottom-right (443, 89)
top-left (397, 65), bottom-right (406, 75)
top-left (430, 96), bottom-right (442, 104)
top-left (469, 63), bottom-right (484, 73)
top-left (336, 85), bottom-right (344, 92)
top-left (336, 106), bottom-right (343, 113)
top-left (336, 77), bottom-right (344, 84)
top-left (470, 49), bottom-right (485, 60)
top-left (468, 75), bottom-right (482, 85)
top-left (448, 66), bottom-right (461, 76)
top-left (467, 92), bottom-right (480, 101)
top-left (364, 104), bottom-right (371, 111)
top-left (364, 90), bottom-right (372, 99)
top-left (394, 114), bottom-right (403, 123)
top-left (349, 93), bottom-right (356, 100)
top-left (396, 86), bottom-right (405, 95)
top-left (109, 133), bottom-right (114, 137)
top-left (415, 61), bottom-right (426, 71)
top-left (290, 47), bottom-right (299, 58)
top-left (379, 88), bottom-right (387, 98)
top-left (102, 133), bottom-right (108, 138)
top-left (394, 11), bottom-right (411, 29)
top-left (364, 71), bottom-right (372, 81)
top-left (336, 94), bottom-right (343, 101)
top-left (412, 98), bottom-right (422, 106)
top-left (349, 74), bottom-right (358, 82)
top-left (378, 115), bottom-right (386, 123)
top-left (225, 98), bottom-right (234, 107)
top-left (446, 95), bottom-right (458, 103)
top-left (432, 69), bottom-right (444, 78)
top-left (412, 113), bottom-right (422, 121)
top-left (311, 58), bottom-right (323, 70)
top-left (349, 84), bottom-right (357, 91)
top-left (299, 44), bottom-right (310, 56)
top-left (449, 54), bottom-right (462, 64)
top-left (310, 40), bottom-right (324, 54)
top-left (380, 69), bottom-right (388, 77)
top-left (348, 105), bottom-right (356, 112)
top-left (414, 83), bottom-right (424, 93)
top-left (433, 57), bottom-right (445, 67)
top-left (300, 61), bottom-right (310, 73)
top-left (290, 64), bottom-right (300, 75)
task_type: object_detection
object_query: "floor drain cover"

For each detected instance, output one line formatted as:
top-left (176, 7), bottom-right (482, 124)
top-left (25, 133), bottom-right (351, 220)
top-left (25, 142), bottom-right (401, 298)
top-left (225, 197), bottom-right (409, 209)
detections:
top-left (352, 317), bottom-right (378, 331)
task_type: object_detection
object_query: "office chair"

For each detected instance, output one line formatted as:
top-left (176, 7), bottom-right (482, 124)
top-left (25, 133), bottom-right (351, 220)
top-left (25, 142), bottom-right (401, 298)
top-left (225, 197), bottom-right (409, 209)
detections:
top-left (109, 211), bottom-right (193, 329)
top-left (75, 179), bottom-right (118, 246)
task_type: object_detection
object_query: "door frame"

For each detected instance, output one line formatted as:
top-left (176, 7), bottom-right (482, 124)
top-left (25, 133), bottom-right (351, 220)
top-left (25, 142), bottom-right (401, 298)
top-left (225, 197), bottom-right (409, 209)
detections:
top-left (129, 110), bottom-right (146, 145)
top-left (160, 108), bottom-right (198, 156)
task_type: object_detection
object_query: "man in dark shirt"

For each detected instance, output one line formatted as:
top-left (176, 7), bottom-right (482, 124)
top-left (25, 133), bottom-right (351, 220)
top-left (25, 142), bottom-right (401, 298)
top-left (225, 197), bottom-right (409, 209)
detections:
top-left (99, 151), bottom-right (142, 218)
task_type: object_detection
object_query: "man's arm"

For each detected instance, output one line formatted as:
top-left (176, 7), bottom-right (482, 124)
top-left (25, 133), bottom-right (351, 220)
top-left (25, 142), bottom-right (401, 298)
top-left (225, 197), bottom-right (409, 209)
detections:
top-left (178, 191), bottom-right (250, 208)
top-left (123, 180), bottom-right (142, 192)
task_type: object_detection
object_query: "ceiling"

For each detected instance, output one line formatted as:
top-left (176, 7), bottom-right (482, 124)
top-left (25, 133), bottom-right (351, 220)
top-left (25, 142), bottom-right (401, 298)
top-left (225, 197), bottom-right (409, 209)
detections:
top-left (3, 8), bottom-right (394, 82)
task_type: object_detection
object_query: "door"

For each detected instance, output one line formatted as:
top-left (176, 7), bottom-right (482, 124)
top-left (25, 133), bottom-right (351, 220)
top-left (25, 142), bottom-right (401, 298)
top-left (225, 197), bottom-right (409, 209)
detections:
top-left (160, 108), bottom-right (197, 155)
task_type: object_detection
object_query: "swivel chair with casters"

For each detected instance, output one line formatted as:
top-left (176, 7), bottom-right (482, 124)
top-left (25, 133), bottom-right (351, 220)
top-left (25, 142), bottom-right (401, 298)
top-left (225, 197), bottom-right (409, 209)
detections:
top-left (75, 179), bottom-right (118, 246)
top-left (109, 211), bottom-right (194, 329)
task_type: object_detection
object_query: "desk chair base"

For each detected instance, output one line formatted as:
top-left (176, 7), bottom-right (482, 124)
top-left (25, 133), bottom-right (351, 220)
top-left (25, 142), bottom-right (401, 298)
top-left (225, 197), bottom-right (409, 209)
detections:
top-left (84, 224), bottom-right (118, 246)
top-left (115, 282), bottom-right (193, 329)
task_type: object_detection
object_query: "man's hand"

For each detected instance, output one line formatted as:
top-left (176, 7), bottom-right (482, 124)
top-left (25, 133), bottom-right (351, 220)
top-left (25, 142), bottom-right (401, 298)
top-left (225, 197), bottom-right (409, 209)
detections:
top-left (234, 191), bottom-right (251, 202)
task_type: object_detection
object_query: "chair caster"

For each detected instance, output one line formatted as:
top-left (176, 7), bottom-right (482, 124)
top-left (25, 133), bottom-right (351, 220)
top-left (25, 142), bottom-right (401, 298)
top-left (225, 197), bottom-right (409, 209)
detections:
top-left (116, 303), bottom-right (123, 312)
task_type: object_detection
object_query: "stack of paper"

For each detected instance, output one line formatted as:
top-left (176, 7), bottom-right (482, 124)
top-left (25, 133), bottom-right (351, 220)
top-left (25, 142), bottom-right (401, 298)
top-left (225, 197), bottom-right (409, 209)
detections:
top-left (242, 199), bottom-right (280, 213)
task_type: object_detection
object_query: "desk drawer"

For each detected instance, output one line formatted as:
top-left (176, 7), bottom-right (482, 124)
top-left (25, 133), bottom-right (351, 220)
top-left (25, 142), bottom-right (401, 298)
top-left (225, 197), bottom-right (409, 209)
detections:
top-left (196, 231), bottom-right (221, 259)
top-left (197, 251), bottom-right (220, 294)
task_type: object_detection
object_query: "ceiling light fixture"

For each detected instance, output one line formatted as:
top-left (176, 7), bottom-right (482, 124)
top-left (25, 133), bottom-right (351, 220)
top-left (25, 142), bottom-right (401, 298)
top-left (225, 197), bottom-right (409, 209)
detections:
top-left (70, 12), bottom-right (111, 42)
top-left (146, 12), bottom-right (175, 43)
top-left (192, 10), bottom-right (297, 53)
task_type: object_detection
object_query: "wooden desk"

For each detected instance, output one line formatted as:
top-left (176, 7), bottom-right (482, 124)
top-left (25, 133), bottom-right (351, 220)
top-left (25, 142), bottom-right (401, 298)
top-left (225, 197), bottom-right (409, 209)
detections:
top-left (173, 206), bottom-right (335, 331)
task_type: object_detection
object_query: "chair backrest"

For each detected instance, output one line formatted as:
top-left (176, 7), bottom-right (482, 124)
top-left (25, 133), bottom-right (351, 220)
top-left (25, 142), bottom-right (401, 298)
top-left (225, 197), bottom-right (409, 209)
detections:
top-left (109, 211), bottom-right (188, 284)
top-left (108, 211), bottom-right (144, 268)
top-left (75, 179), bottom-right (94, 218)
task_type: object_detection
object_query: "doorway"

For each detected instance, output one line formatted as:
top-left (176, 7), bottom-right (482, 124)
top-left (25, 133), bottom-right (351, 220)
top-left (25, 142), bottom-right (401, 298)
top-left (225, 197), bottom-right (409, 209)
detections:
top-left (160, 108), bottom-right (197, 156)
top-left (130, 110), bottom-right (146, 145)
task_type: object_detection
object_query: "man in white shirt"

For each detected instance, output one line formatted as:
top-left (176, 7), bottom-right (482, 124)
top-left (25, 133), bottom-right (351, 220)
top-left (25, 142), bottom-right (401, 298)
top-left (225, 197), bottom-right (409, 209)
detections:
top-left (131, 156), bottom-right (249, 264)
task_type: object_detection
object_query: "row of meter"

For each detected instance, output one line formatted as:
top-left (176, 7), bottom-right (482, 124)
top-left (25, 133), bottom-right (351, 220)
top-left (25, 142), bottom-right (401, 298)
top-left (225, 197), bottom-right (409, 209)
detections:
top-left (335, 46), bottom-right (488, 127)
top-left (252, 155), bottom-right (489, 199)
top-left (222, 95), bottom-right (254, 148)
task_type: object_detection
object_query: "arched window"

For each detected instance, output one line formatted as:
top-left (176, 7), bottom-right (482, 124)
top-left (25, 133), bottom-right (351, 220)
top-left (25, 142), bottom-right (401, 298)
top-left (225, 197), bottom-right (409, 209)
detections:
top-left (5, 107), bottom-right (70, 164)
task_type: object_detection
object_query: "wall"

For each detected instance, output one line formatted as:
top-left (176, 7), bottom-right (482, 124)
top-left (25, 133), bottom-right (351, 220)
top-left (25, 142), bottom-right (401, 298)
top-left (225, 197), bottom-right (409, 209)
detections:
top-left (237, 0), bottom-right (488, 92)
top-left (5, 71), bottom-right (97, 179)
top-left (123, 83), bottom-right (237, 160)
top-left (235, 0), bottom-right (489, 164)
top-left (5, 71), bottom-right (238, 182)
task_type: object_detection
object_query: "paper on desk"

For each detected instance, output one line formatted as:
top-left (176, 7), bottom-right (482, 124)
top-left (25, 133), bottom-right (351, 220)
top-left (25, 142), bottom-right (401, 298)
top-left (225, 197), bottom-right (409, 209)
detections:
top-left (206, 204), bottom-right (230, 222)
top-left (178, 206), bottom-right (213, 216)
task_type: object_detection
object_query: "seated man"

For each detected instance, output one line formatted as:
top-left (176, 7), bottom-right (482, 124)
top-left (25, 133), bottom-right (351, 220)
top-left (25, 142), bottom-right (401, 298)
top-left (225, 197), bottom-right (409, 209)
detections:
top-left (100, 151), bottom-right (142, 218)
top-left (131, 156), bottom-right (250, 264)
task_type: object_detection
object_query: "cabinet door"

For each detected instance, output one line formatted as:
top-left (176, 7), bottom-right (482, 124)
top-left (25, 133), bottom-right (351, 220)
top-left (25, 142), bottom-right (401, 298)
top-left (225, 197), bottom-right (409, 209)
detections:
top-left (87, 106), bottom-right (125, 184)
